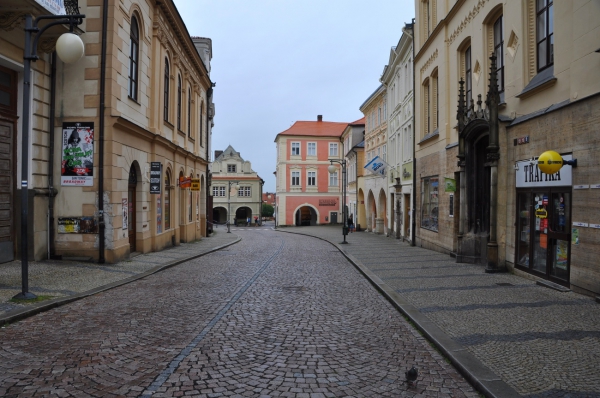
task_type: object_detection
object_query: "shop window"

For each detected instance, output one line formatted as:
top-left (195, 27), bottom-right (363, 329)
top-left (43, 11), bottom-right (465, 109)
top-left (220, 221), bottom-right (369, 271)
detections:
top-left (421, 176), bottom-right (439, 231)
top-left (164, 170), bottom-right (171, 230)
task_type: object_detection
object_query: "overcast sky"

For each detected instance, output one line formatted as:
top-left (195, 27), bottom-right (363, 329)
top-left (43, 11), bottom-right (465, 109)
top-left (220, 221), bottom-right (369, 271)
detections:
top-left (173, 0), bottom-right (415, 192)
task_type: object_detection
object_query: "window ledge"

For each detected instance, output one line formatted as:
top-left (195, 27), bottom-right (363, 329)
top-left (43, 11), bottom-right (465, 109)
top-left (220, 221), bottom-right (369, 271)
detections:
top-left (128, 96), bottom-right (141, 105)
top-left (163, 119), bottom-right (174, 128)
top-left (418, 128), bottom-right (439, 145)
top-left (517, 66), bottom-right (556, 99)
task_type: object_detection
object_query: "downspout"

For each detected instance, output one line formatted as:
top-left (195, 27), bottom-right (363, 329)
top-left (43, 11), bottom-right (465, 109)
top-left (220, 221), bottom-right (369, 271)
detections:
top-left (98, 0), bottom-right (108, 263)
top-left (205, 86), bottom-right (213, 236)
top-left (404, 20), bottom-right (417, 247)
top-left (48, 51), bottom-right (57, 259)
top-left (351, 148), bottom-right (358, 231)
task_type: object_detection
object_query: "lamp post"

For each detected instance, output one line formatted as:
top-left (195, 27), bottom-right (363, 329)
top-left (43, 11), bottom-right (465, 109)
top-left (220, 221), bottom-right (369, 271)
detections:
top-left (328, 159), bottom-right (348, 244)
top-left (14, 3), bottom-right (85, 300)
top-left (227, 181), bottom-right (240, 233)
top-left (259, 179), bottom-right (264, 226)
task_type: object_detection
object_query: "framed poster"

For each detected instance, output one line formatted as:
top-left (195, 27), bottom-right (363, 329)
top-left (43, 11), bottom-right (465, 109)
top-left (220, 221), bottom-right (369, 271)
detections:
top-left (61, 122), bottom-right (94, 186)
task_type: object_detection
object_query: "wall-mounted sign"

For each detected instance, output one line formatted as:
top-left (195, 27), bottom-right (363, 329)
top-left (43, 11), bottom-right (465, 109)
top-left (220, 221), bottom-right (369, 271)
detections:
top-left (61, 122), bottom-right (94, 186)
top-left (514, 136), bottom-right (530, 145)
top-left (515, 155), bottom-right (572, 188)
top-left (179, 176), bottom-right (192, 188)
top-left (191, 178), bottom-right (200, 191)
top-left (319, 199), bottom-right (337, 206)
top-left (58, 217), bottom-right (98, 234)
top-left (34, 0), bottom-right (66, 15)
top-left (444, 178), bottom-right (456, 192)
top-left (150, 162), bottom-right (161, 194)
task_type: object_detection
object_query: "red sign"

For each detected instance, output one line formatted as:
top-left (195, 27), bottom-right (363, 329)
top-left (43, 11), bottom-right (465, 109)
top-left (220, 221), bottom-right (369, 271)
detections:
top-left (179, 176), bottom-right (192, 188)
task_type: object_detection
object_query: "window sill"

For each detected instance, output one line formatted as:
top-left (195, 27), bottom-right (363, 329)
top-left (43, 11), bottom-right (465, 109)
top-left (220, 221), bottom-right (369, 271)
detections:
top-left (163, 119), bottom-right (174, 128)
top-left (128, 95), bottom-right (141, 105)
top-left (418, 129), bottom-right (439, 145)
top-left (516, 66), bottom-right (556, 99)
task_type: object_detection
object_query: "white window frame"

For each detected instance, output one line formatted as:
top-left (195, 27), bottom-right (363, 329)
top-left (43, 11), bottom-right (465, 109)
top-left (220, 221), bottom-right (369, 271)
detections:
top-left (291, 142), bottom-right (300, 156)
top-left (227, 164), bottom-right (236, 173)
top-left (239, 186), bottom-right (251, 197)
top-left (291, 171), bottom-right (300, 186)
top-left (329, 143), bottom-right (338, 157)
top-left (329, 171), bottom-right (338, 187)
top-left (307, 142), bottom-right (316, 156)
top-left (307, 171), bottom-right (316, 186)
top-left (212, 186), bottom-right (226, 197)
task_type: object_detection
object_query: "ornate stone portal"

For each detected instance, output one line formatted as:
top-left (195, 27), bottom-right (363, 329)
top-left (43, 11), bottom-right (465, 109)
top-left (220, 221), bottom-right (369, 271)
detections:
top-left (456, 54), bottom-right (503, 272)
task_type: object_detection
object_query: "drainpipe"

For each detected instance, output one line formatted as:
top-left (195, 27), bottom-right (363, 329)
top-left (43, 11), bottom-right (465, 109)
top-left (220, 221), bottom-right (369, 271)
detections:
top-left (205, 87), bottom-right (213, 236)
top-left (351, 149), bottom-right (358, 231)
top-left (48, 51), bottom-right (58, 259)
top-left (98, 0), bottom-right (108, 263)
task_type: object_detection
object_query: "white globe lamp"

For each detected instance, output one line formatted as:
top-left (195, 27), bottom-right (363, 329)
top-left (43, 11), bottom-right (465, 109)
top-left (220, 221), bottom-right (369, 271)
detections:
top-left (56, 32), bottom-right (85, 64)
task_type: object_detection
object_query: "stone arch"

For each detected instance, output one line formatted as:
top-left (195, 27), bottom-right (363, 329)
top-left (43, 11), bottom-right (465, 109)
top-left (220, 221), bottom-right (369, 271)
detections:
top-left (367, 190), bottom-right (377, 232)
top-left (292, 203), bottom-right (319, 227)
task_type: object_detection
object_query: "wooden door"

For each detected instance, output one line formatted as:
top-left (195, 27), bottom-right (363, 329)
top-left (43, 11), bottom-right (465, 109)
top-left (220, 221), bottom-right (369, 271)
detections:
top-left (0, 120), bottom-right (14, 262)
top-left (128, 166), bottom-right (137, 252)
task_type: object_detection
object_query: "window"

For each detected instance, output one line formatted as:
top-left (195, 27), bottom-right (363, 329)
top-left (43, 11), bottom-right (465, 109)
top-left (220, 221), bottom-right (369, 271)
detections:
top-left (239, 186), bottom-right (251, 197)
top-left (329, 171), bottom-right (338, 187)
top-left (307, 142), bottom-right (316, 156)
top-left (423, 79), bottom-right (430, 135)
top-left (383, 145), bottom-right (387, 162)
top-left (329, 143), bottom-right (338, 156)
top-left (177, 75), bottom-right (182, 130)
top-left (308, 171), bottom-right (316, 186)
top-left (432, 70), bottom-right (439, 130)
top-left (291, 171), bottom-right (300, 186)
top-left (227, 164), bottom-right (236, 173)
top-left (199, 104), bottom-right (203, 146)
top-left (494, 15), bottom-right (504, 93)
top-left (421, 176), bottom-right (439, 232)
top-left (291, 142), bottom-right (300, 156)
top-left (128, 15), bottom-right (139, 101)
top-left (536, 0), bottom-right (553, 72)
top-left (187, 88), bottom-right (192, 136)
top-left (212, 186), bottom-right (226, 197)
top-left (163, 58), bottom-right (169, 121)
top-left (164, 171), bottom-right (171, 230)
top-left (465, 46), bottom-right (472, 105)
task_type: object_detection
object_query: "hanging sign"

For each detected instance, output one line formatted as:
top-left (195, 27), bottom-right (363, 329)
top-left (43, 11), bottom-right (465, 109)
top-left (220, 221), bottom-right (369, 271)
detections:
top-left (179, 176), bottom-right (192, 188)
top-left (34, 0), bottom-right (66, 15)
top-left (364, 155), bottom-right (389, 177)
top-left (191, 178), bottom-right (200, 191)
top-left (150, 162), bottom-right (162, 194)
top-left (61, 122), bottom-right (94, 186)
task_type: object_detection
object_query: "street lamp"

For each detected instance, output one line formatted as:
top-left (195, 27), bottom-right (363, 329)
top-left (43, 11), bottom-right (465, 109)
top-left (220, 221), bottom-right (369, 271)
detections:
top-left (328, 159), bottom-right (348, 244)
top-left (15, 3), bottom-right (85, 300)
top-left (259, 179), bottom-right (264, 226)
top-left (227, 181), bottom-right (240, 233)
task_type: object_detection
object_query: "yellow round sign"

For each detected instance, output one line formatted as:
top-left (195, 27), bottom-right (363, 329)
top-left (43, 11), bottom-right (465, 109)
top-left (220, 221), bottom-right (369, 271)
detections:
top-left (537, 150), bottom-right (563, 174)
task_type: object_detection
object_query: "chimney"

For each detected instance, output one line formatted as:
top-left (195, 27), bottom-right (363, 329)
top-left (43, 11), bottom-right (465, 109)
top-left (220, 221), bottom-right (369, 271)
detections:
top-left (214, 150), bottom-right (223, 159)
top-left (317, 115), bottom-right (323, 122)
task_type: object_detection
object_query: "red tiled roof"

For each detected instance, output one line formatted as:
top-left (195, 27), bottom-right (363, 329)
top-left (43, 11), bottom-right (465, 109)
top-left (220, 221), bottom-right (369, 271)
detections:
top-left (350, 117), bottom-right (365, 125)
top-left (275, 121), bottom-right (349, 139)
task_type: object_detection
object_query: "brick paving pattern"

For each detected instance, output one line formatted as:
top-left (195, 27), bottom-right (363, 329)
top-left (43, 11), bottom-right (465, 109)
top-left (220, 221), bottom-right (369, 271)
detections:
top-left (0, 229), bottom-right (477, 397)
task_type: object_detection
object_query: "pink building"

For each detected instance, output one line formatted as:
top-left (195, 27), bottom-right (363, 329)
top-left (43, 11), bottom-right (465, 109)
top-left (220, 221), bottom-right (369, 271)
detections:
top-left (274, 115), bottom-right (351, 226)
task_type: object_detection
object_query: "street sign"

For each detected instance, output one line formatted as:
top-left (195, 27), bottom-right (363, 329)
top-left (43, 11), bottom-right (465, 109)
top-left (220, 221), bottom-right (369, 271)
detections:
top-left (191, 178), bottom-right (200, 191)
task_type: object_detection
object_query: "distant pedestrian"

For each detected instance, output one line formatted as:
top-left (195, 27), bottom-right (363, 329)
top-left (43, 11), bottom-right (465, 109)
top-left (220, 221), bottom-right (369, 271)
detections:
top-left (348, 214), bottom-right (354, 233)
top-left (254, 216), bottom-right (258, 226)
top-left (247, 216), bottom-right (251, 227)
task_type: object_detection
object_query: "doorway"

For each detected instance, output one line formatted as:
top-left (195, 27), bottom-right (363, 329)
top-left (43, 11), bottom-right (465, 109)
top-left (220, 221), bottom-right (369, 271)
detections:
top-left (128, 165), bottom-right (137, 252)
top-left (516, 189), bottom-right (571, 284)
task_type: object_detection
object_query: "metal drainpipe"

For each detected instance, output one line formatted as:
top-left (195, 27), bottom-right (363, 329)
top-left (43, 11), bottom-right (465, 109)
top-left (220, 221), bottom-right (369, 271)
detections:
top-left (98, 0), bottom-right (108, 263)
top-left (351, 148), bottom-right (358, 231)
top-left (409, 20), bottom-right (417, 247)
top-left (205, 87), bottom-right (212, 236)
top-left (48, 51), bottom-right (57, 259)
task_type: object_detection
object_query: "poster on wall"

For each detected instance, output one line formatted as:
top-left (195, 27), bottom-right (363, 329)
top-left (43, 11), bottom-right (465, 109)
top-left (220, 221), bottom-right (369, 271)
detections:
top-left (61, 122), bottom-right (94, 186)
top-left (157, 195), bottom-right (162, 234)
top-left (122, 198), bottom-right (128, 231)
top-left (57, 217), bottom-right (98, 234)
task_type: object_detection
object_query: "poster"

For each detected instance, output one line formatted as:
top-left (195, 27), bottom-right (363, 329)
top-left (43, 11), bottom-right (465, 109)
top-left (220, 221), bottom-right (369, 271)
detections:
top-left (555, 240), bottom-right (568, 270)
top-left (157, 195), bottom-right (162, 234)
top-left (61, 122), bottom-right (94, 186)
top-left (57, 217), bottom-right (97, 234)
top-left (572, 228), bottom-right (579, 245)
top-left (122, 198), bottom-right (128, 231)
top-left (444, 178), bottom-right (456, 192)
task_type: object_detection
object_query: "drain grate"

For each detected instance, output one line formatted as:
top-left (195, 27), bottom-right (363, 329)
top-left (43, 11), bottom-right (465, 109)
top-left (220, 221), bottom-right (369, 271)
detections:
top-left (496, 282), bottom-right (514, 286)
top-left (281, 286), bottom-right (305, 292)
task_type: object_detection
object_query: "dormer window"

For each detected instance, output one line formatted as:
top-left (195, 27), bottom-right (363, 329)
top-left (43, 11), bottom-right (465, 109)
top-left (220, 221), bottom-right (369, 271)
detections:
top-left (227, 164), bottom-right (236, 173)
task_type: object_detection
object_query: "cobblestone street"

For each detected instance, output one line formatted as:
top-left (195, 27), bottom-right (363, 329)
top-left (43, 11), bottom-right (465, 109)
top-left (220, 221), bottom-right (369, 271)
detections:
top-left (0, 229), bottom-right (477, 397)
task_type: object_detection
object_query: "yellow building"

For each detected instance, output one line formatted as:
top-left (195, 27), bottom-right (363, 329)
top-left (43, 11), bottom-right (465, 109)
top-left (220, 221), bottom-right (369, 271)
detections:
top-left (414, 0), bottom-right (600, 295)
top-left (0, 0), bottom-right (213, 264)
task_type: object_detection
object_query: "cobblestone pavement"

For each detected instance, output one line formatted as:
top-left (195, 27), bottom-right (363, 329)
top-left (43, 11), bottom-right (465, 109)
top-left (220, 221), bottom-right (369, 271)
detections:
top-left (0, 229), bottom-right (478, 397)
top-left (0, 229), bottom-right (240, 322)
top-left (280, 226), bottom-right (600, 398)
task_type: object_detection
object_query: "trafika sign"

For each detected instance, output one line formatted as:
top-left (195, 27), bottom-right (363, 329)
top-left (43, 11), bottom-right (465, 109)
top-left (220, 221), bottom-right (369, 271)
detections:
top-left (515, 154), bottom-right (572, 188)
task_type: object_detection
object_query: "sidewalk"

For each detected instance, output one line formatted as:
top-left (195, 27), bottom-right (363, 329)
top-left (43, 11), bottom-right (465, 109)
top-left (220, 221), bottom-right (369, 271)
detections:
top-left (278, 225), bottom-right (600, 398)
top-left (0, 230), bottom-right (240, 325)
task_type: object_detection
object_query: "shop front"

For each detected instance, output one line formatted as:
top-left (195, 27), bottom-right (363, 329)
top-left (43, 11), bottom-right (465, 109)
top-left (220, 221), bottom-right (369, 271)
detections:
top-left (515, 155), bottom-right (573, 286)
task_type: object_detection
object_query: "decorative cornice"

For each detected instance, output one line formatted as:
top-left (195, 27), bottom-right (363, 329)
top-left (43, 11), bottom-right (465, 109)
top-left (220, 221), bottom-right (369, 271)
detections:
top-left (0, 12), bottom-right (25, 31)
top-left (446, 0), bottom-right (490, 46)
top-left (420, 49), bottom-right (438, 76)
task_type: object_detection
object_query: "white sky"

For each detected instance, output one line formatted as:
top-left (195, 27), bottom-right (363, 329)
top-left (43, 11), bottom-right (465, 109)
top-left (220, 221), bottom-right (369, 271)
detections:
top-left (173, 0), bottom-right (415, 192)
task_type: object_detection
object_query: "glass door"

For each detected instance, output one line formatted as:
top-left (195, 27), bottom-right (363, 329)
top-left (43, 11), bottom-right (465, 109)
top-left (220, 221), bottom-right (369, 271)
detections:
top-left (516, 189), bottom-right (571, 285)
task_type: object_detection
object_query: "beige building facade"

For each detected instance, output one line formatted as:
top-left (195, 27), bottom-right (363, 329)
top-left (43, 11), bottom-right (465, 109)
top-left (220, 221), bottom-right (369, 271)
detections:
top-left (0, 0), bottom-right (213, 264)
top-left (414, 0), bottom-right (600, 295)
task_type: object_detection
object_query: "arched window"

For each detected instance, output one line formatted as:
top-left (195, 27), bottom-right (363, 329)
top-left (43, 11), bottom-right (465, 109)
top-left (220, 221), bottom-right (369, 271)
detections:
top-left (187, 87), bottom-right (191, 136)
top-left (177, 75), bottom-right (182, 130)
top-left (464, 46), bottom-right (472, 105)
top-left (494, 15), bottom-right (504, 93)
top-left (164, 58), bottom-right (170, 121)
top-left (128, 15), bottom-right (139, 101)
